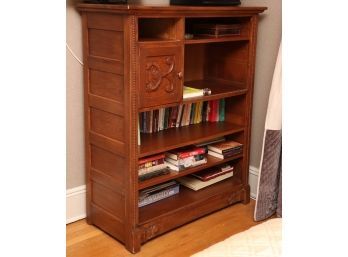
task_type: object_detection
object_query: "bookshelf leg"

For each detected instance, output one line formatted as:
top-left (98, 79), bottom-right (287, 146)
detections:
top-left (242, 185), bottom-right (251, 204)
top-left (125, 230), bottom-right (141, 254)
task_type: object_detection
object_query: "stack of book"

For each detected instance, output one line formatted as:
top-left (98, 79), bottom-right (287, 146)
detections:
top-left (165, 146), bottom-right (207, 171)
top-left (139, 99), bottom-right (225, 134)
top-left (207, 140), bottom-right (243, 159)
top-left (138, 181), bottom-right (180, 207)
top-left (177, 164), bottom-right (234, 191)
top-left (138, 154), bottom-right (170, 181)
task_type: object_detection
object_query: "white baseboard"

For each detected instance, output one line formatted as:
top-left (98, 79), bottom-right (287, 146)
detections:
top-left (249, 166), bottom-right (259, 200)
top-left (66, 185), bottom-right (86, 224)
top-left (65, 167), bottom-right (259, 224)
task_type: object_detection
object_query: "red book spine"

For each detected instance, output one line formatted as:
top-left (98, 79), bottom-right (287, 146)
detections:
top-left (208, 101), bottom-right (215, 122)
top-left (177, 148), bottom-right (206, 159)
top-left (212, 100), bottom-right (218, 122)
top-left (138, 154), bottom-right (165, 165)
top-left (195, 168), bottom-right (233, 182)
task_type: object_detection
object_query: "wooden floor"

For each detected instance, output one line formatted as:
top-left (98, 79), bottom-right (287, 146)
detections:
top-left (67, 200), bottom-right (259, 257)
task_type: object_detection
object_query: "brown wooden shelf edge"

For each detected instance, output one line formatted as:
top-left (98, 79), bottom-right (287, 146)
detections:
top-left (185, 36), bottom-right (249, 44)
top-left (139, 79), bottom-right (247, 112)
top-left (138, 122), bottom-right (244, 158)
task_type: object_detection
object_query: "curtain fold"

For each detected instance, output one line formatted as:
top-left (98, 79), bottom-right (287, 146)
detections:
top-left (254, 42), bottom-right (282, 221)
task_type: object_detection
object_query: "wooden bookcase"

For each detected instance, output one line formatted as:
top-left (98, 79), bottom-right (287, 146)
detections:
top-left (77, 3), bottom-right (266, 253)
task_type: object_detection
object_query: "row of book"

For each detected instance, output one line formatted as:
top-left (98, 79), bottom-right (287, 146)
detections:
top-left (139, 99), bottom-right (225, 134)
top-left (137, 138), bottom-right (243, 206)
top-left (137, 138), bottom-right (243, 182)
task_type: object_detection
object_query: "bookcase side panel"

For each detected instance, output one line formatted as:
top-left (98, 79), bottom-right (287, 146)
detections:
top-left (84, 12), bottom-right (128, 242)
top-left (240, 15), bottom-right (260, 202)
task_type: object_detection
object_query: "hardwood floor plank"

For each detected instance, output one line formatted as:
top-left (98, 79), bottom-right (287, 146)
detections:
top-left (67, 200), bottom-right (259, 257)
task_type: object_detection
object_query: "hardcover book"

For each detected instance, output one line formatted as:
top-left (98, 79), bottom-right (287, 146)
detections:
top-left (177, 171), bottom-right (233, 191)
top-left (191, 164), bottom-right (233, 181)
top-left (165, 146), bottom-right (206, 160)
top-left (139, 153), bottom-right (165, 165)
top-left (207, 140), bottom-right (243, 154)
top-left (165, 155), bottom-right (207, 171)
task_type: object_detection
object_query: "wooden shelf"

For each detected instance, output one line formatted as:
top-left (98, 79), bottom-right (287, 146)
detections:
top-left (138, 38), bottom-right (181, 44)
top-left (138, 122), bottom-right (244, 158)
top-left (138, 154), bottom-right (243, 190)
top-left (139, 176), bottom-right (243, 224)
top-left (185, 36), bottom-right (249, 44)
top-left (138, 79), bottom-right (247, 112)
top-left (183, 79), bottom-right (247, 103)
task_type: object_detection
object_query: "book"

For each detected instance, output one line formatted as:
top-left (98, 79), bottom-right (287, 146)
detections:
top-left (165, 154), bottom-right (205, 166)
top-left (139, 181), bottom-right (180, 207)
top-left (183, 86), bottom-right (204, 99)
top-left (166, 158), bottom-right (207, 171)
top-left (139, 163), bottom-right (167, 176)
top-left (207, 140), bottom-right (243, 154)
top-left (138, 167), bottom-right (170, 181)
top-left (219, 98), bottom-right (225, 121)
top-left (139, 153), bottom-right (165, 165)
top-left (208, 149), bottom-right (242, 159)
top-left (165, 154), bottom-right (207, 171)
top-left (190, 103), bottom-right (196, 124)
top-left (191, 164), bottom-right (233, 182)
top-left (185, 103), bottom-right (192, 126)
top-left (177, 171), bottom-right (233, 191)
top-left (165, 146), bottom-right (206, 160)
top-left (176, 105), bottom-right (184, 128)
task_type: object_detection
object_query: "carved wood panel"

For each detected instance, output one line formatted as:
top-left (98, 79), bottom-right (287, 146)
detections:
top-left (139, 45), bottom-right (183, 108)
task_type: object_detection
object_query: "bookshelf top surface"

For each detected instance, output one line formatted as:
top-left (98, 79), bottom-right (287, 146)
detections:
top-left (77, 3), bottom-right (267, 15)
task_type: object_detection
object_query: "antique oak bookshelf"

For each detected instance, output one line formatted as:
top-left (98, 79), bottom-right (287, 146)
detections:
top-left (77, 3), bottom-right (266, 253)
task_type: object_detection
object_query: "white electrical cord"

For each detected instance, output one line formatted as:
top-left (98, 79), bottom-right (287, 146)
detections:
top-left (66, 43), bottom-right (84, 65)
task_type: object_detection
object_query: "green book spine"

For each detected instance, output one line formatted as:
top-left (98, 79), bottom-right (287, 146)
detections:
top-left (190, 103), bottom-right (196, 124)
top-left (219, 99), bottom-right (225, 121)
top-left (164, 108), bottom-right (169, 129)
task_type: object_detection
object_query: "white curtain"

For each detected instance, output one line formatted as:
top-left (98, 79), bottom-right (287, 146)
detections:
top-left (254, 42), bottom-right (282, 221)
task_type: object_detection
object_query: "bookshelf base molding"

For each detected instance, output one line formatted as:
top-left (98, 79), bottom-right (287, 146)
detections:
top-left (77, 3), bottom-right (266, 253)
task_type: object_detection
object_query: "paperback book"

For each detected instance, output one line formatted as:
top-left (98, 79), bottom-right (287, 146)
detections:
top-left (138, 181), bottom-right (180, 207)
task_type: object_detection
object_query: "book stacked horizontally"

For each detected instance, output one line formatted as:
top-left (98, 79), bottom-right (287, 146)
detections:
top-left (207, 140), bottom-right (243, 159)
top-left (138, 181), bottom-right (180, 207)
top-left (138, 154), bottom-right (170, 181)
top-left (139, 99), bottom-right (225, 134)
top-left (165, 146), bottom-right (207, 171)
top-left (177, 164), bottom-right (234, 191)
